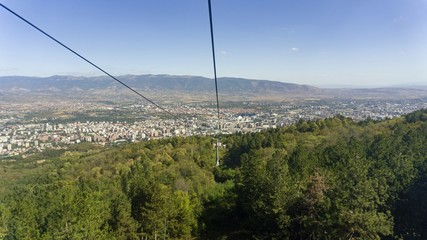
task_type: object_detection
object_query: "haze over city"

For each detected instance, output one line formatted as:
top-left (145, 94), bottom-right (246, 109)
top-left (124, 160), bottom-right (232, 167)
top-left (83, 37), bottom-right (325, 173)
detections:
top-left (1, 0), bottom-right (426, 87)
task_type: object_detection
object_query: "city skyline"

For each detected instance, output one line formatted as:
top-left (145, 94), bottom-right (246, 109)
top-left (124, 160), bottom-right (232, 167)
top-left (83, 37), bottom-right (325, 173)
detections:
top-left (1, 0), bottom-right (426, 87)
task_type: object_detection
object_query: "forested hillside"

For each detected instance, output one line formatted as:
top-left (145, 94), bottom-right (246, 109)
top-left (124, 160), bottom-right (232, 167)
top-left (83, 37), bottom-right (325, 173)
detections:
top-left (1, 109), bottom-right (426, 239)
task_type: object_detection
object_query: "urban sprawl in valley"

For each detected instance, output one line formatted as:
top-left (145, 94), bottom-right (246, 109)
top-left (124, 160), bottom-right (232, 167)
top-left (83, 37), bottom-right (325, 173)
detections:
top-left (1, 98), bottom-right (425, 158)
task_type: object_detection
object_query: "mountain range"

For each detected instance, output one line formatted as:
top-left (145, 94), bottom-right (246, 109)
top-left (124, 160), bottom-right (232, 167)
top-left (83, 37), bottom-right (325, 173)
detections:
top-left (0, 75), bottom-right (318, 93)
top-left (0, 75), bottom-right (426, 100)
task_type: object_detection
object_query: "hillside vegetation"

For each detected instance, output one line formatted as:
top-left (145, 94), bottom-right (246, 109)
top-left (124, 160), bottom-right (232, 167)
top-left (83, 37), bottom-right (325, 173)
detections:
top-left (1, 109), bottom-right (427, 239)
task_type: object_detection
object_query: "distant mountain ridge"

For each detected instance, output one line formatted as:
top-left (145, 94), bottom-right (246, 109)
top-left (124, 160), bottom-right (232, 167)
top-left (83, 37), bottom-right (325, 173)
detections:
top-left (1, 75), bottom-right (427, 101)
top-left (0, 75), bottom-right (318, 94)
top-left (0, 75), bottom-right (310, 93)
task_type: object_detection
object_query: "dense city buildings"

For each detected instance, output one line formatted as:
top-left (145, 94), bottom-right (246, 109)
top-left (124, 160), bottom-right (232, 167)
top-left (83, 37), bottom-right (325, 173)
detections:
top-left (1, 98), bottom-right (425, 158)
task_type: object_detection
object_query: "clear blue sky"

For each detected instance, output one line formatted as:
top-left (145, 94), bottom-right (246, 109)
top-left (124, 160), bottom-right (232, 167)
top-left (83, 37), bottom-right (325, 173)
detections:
top-left (1, 0), bottom-right (426, 87)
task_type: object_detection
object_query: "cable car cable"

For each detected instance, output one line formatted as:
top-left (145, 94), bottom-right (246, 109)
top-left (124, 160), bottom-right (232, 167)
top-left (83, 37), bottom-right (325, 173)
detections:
top-left (0, 3), bottom-right (175, 118)
top-left (207, 0), bottom-right (221, 166)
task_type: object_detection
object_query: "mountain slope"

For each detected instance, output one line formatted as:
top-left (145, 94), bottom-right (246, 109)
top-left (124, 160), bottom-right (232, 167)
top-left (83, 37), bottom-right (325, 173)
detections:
top-left (0, 75), bottom-right (319, 94)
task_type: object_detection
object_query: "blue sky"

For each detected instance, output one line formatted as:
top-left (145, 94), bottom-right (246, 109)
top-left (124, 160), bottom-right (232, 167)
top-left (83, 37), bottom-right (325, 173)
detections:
top-left (0, 0), bottom-right (426, 87)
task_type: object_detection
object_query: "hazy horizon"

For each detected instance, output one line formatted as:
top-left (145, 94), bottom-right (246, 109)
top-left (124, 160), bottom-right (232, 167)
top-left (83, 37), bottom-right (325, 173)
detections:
top-left (1, 73), bottom-right (427, 89)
